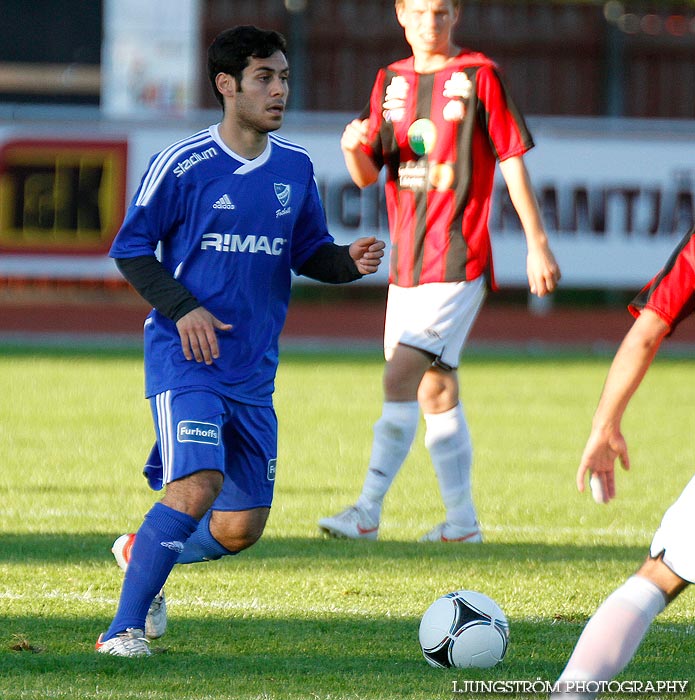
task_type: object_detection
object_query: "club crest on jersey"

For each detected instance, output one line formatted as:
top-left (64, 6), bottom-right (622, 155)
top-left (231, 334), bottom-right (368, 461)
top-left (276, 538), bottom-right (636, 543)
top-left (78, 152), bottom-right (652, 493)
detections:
top-left (408, 119), bottom-right (437, 157)
top-left (274, 183), bottom-right (292, 217)
top-left (177, 421), bottom-right (220, 445)
top-left (274, 183), bottom-right (291, 207)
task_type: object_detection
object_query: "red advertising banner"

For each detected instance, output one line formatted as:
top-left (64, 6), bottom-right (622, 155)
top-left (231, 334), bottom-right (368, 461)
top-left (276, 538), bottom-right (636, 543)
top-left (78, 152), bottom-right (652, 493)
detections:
top-left (0, 139), bottom-right (127, 255)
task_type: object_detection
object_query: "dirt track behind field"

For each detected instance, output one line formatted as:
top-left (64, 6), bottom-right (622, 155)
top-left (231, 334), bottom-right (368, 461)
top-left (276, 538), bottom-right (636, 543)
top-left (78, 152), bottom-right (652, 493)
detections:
top-left (3, 287), bottom-right (695, 353)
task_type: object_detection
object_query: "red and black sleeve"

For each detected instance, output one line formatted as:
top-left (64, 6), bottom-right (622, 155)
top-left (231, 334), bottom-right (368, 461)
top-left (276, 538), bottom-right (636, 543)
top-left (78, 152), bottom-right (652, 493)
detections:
top-left (629, 227), bottom-right (695, 334)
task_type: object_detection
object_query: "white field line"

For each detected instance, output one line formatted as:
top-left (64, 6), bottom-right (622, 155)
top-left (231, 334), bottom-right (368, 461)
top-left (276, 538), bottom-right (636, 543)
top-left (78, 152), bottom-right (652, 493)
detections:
top-left (0, 588), bottom-right (402, 617)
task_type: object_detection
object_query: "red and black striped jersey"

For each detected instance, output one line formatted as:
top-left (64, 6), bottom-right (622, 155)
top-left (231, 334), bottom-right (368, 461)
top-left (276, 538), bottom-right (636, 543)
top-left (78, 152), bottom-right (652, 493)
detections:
top-left (362, 50), bottom-right (533, 288)
top-left (629, 227), bottom-right (695, 334)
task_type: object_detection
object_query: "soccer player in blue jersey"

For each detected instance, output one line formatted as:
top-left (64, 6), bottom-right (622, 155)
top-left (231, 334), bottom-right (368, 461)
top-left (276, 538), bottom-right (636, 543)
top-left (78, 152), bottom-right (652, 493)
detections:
top-left (95, 25), bottom-right (384, 657)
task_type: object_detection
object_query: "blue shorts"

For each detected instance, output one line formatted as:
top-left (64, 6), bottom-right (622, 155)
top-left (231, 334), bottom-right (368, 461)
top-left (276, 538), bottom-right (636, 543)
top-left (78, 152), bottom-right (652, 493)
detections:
top-left (145, 388), bottom-right (278, 511)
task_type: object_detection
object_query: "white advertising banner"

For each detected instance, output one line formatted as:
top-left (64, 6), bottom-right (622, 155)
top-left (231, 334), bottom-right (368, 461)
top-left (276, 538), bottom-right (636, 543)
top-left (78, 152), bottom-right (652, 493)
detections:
top-left (276, 116), bottom-right (695, 289)
top-left (101, 0), bottom-right (201, 118)
top-left (0, 115), bottom-right (693, 287)
top-left (495, 119), bottom-right (695, 287)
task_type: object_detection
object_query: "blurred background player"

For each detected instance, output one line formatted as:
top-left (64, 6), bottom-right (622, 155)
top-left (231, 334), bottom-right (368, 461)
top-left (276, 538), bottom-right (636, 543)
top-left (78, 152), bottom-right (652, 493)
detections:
top-left (551, 228), bottom-right (695, 699)
top-left (96, 25), bottom-right (384, 656)
top-left (319, 0), bottom-right (560, 543)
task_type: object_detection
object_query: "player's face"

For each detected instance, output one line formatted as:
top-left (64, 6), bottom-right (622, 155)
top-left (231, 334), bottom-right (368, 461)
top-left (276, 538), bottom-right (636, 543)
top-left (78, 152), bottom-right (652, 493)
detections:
top-left (396, 0), bottom-right (458, 56)
top-left (233, 51), bottom-right (289, 134)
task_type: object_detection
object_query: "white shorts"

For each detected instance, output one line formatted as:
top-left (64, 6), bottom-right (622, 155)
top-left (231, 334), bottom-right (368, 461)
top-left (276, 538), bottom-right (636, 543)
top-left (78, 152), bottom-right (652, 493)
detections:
top-left (383, 277), bottom-right (486, 370)
top-left (649, 475), bottom-right (695, 582)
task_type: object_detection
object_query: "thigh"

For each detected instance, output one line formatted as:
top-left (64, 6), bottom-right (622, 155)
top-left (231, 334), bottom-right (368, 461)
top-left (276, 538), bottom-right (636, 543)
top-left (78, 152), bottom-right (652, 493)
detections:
top-left (150, 388), bottom-right (226, 487)
top-left (382, 343), bottom-right (436, 401)
top-left (214, 401), bottom-right (278, 512)
top-left (163, 469), bottom-right (224, 519)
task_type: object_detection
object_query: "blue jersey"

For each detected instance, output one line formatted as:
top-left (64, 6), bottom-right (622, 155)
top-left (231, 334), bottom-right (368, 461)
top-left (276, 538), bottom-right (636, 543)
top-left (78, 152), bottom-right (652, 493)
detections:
top-left (110, 124), bottom-right (334, 405)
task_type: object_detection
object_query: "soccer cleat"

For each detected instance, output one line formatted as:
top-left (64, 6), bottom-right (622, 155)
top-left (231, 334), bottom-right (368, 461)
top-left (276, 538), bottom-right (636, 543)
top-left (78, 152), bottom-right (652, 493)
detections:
top-left (143, 591), bottom-right (167, 640)
top-left (318, 506), bottom-right (379, 540)
top-left (111, 533), bottom-right (168, 639)
top-left (419, 522), bottom-right (483, 543)
top-left (111, 533), bottom-right (135, 572)
top-left (96, 628), bottom-right (151, 657)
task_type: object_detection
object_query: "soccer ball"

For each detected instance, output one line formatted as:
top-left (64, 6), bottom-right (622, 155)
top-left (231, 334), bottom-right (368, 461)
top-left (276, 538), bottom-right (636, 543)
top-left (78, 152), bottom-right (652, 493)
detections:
top-left (418, 590), bottom-right (509, 669)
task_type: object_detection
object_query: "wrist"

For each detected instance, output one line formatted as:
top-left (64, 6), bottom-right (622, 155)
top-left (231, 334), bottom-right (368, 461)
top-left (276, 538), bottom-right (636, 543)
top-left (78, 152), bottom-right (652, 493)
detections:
top-left (525, 232), bottom-right (549, 251)
top-left (591, 416), bottom-right (620, 436)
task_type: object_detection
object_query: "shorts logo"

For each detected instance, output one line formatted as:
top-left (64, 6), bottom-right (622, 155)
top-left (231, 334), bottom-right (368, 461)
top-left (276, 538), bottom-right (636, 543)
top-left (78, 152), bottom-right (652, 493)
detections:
top-left (177, 421), bottom-right (220, 445)
top-left (267, 458), bottom-right (277, 481)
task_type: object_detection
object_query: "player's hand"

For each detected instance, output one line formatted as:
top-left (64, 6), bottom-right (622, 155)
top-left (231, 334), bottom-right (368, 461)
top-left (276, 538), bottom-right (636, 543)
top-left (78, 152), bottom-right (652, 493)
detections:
top-left (176, 307), bottom-right (233, 365)
top-left (349, 236), bottom-right (385, 276)
top-left (576, 427), bottom-right (630, 504)
top-left (341, 119), bottom-right (370, 153)
top-left (527, 245), bottom-right (561, 297)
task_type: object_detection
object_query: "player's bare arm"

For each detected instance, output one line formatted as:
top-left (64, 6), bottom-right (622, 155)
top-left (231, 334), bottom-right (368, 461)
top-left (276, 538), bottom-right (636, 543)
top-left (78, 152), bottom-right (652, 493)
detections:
top-left (498, 155), bottom-right (561, 296)
top-left (349, 236), bottom-right (385, 275)
top-left (577, 309), bottom-right (670, 502)
top-left (341, 119), bottom-right (380, 188)
top-left (176, 307), bottom-right (233, 365)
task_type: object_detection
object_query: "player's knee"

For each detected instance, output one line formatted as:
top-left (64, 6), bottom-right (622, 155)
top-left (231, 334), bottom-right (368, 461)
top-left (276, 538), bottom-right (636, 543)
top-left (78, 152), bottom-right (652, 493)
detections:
top-left (212, 509), bottom-right (269, 553)
top-left (418, 385), bottom-right (457, 414)
top-left (636, 554), bottom-right (689, 601)
top-left (419, 392), bottom-right (453, 414)
top-left (216, 526), bottom-right (264, 553)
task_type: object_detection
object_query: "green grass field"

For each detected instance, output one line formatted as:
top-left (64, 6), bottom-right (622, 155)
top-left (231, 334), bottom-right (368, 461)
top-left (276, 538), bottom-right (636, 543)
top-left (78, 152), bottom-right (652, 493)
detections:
top-left (1, 347), bottom-right (694, 699)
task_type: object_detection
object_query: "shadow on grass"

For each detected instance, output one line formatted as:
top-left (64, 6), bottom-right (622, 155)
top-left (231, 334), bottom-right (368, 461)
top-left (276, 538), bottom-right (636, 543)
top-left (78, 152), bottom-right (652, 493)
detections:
top-left (0, 614), bottom-right (692, 700)
top-left (0, 533), bottom-right (647, 566)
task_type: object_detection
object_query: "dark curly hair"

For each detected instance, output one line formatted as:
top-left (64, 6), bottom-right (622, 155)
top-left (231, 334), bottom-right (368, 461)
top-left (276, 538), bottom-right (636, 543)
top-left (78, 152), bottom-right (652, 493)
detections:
top-left (207, 25), bottom-right (287, 108)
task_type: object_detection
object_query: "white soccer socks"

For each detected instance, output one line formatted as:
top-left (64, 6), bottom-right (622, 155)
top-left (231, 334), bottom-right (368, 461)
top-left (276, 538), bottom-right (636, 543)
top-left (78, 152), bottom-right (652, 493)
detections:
top-left (552, 575), bottom-right (667, 699)
top-left (356, 401), bottom-right (477, 531)
top-left (356, 401), bottom-right (420, 521)
top-left (424, 403), bottom-right (477, 529)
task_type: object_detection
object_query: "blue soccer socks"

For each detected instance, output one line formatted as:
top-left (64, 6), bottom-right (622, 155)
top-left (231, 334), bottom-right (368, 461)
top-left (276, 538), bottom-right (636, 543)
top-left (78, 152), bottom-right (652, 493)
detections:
top-left (177, 509), bottom-right (234, 564)
top-left (102, 502), bottom-right (198, 642)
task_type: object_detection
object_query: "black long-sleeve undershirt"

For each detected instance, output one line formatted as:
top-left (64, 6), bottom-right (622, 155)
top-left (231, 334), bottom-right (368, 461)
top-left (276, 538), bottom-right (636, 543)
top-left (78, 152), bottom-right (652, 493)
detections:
top-left (115, 243), bottom-right (362, 323)
top-left (296, 242), bottom-right (362, 285)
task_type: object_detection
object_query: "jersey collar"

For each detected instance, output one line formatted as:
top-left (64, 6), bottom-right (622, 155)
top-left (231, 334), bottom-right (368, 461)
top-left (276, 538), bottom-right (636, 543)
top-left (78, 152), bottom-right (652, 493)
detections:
top-left (209, 123), bottom-right (272, 174)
